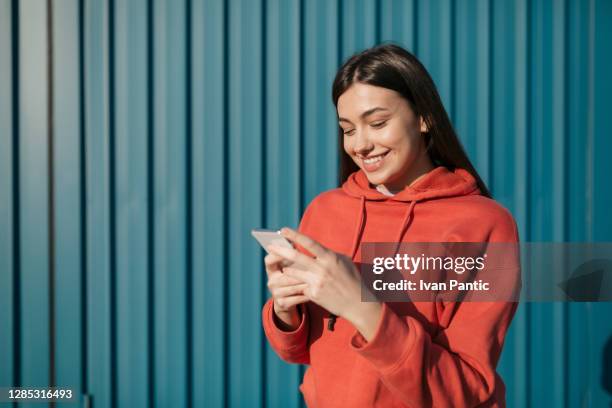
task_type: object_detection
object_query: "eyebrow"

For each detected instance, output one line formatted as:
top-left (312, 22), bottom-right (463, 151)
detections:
top-left (338, 107), bottom-right (390, 124)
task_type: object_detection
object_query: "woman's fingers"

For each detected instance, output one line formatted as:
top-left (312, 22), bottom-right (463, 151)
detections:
top-left (272, 283), bottom-right (308, 298)
top-left (267, 269), bottom-right (305, 287)
top-left (264, 252), bottom-right (287, 275)
top-left (283, 266), bottom-right (319, 286)
top-left (268, 244), bottom-right (318, 271)
top-left (264, 252), bottom-right (284, 267)
top-left (280, 227), bottom-right (330, 259)
top-left (275, 295), bottom-right (309, 310)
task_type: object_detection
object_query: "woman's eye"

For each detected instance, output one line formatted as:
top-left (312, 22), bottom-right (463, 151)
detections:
top-left (343, 129), bottom-right (356, 136)
top-left (371, 121), bottom-right (387, 128)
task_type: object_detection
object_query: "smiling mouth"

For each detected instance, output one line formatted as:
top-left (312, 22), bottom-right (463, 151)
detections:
top-left (361, 151), bottom-right (389, 171)
top-left (362, 152), bottom-right (389, 164)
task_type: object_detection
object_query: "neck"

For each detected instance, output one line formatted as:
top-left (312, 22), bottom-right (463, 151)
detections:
top-left (382, 153), bottom-right (435, 192)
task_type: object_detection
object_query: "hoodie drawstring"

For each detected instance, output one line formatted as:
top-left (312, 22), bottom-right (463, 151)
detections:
top-left (393, 200), bottom-right (417, 256)
top-left (350, 196), bottom-right (367, 260)
top-left (327, 197), bottom-right (417, 332)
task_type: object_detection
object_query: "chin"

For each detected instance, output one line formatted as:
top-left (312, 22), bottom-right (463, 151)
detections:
top-left (362, 170), bottom-right (392, 185)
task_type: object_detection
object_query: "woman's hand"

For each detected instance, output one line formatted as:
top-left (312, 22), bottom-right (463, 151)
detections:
top-left (268, 227), bottom-right (383, 340)
top-left (264, 251), bottom-right (309, 331)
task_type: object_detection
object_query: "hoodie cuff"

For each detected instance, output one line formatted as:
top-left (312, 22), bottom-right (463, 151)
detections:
top-left (350, 302), bottom-right (419, 373)
top-left (262, 298), bottom-right (309, 351)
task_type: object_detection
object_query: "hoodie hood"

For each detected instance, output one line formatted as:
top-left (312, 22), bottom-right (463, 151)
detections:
top-left (341, 166), bottom-right (481, 260)
top-left (341, 165), bottom-right (480, 202)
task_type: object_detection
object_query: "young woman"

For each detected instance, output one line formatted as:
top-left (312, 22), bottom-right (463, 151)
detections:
top-left (261, 43), bottom-right (519, 408)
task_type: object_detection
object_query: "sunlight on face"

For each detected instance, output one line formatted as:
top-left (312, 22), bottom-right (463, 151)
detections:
top-left (337, 83), bottom-right (431, 191)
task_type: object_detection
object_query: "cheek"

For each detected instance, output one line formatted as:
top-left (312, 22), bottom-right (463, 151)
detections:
top-left (343, 137), bottom-right (353, 155)
top-left (377, 127), bottom-right (414, 152)
top-left (380, 129), bottom-right (422, 166)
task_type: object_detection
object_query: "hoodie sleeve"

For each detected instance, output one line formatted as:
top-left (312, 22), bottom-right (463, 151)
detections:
top-left (261, 200), bottom-right (318, 365)
top-left (262, 299), bottom-right (310, 364)
top-left (349, 209), bottom-right (520, 407)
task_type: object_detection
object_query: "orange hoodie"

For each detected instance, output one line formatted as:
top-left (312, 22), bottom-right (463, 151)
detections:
top-left (262, 166), bottom-right (520, 408)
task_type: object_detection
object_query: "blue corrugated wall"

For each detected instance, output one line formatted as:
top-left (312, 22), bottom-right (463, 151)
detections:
top-left (1, 0), bottom-right (611, 407)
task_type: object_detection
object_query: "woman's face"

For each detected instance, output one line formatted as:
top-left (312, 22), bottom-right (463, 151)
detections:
top-left (337, 82), bottom-right (431, 191)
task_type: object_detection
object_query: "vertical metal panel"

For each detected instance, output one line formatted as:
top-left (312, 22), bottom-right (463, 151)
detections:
top-left (152, 0), bottom-right (189, 406)
top-left (379, 0), bottom-right (417, 51)
top-left (0, 0), bottom-right (15, 394)
top-left (527, 1), bottom-right (567, 407)
top-left (512, 0), bottom-right (530, 243)
top-left (567, 0), bottom-right (590, 243)
top-left (51, 1), bottom-right (83, 407)
top-left (83, 0), bottom-right (113, 406)
top-left (18, 3), bottom-right (51, 407)
top-left (340, 0), bottom-right (378, 60)
top-left (589, 1), bottom-right (612, 406)
top-left (490, 0), bottom-right (517, 399)
top-left (191, 0), bottom-right (227, 406)
top-left (551, 0), bottom-right (569, 405)
top-left (505, 3), bottom-right (532, 403)
top-left (568, 302), bottom-right (591, 408)
top-left (592, 0), bottom-right (612, 241)
top-left (302, 0), bottom-right (339, 204)
top-left (114, 0), bottom-right (151, 406)
top-left (263, 1), bottom-right (303, 407)
top-left (490, 1), bottom-right (529, 407)
top-left (417, 0), bottom-right (454, 115)
top-left (227, 0), bottom-right (264, 405)
top-left (454, 0), bottom-right (491, 184)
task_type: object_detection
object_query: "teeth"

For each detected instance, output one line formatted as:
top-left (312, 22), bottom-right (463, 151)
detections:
top-left (363, 153), bottom-right (386, 164)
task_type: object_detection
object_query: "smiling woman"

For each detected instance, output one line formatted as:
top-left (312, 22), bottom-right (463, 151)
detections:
top-left (334, 44), bottom-right (490, 198)
top-left (261, 43), bottom-right (520, 408)
top-left (337, 84), bottom-right (432, 191)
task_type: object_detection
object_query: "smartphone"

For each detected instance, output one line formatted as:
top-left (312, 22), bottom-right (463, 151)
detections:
top-left (251, 228), bottom-right (299, 268)
top-left (251, 228), bottom-right (294, 253)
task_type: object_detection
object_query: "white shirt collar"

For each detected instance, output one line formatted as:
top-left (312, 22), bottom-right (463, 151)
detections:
top-left (375, 184), bottom-right (397, 197)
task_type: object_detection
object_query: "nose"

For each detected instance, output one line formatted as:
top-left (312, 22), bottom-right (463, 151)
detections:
top-left (353, 128), bottom-right (374, 155)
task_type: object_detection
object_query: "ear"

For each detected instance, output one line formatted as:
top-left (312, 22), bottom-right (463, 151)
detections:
top-left (419, 116), bottom-right (429, 133)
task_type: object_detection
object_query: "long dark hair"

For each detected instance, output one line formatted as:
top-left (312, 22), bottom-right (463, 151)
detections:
top-left (332, 43), bottom-right (491, 198)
